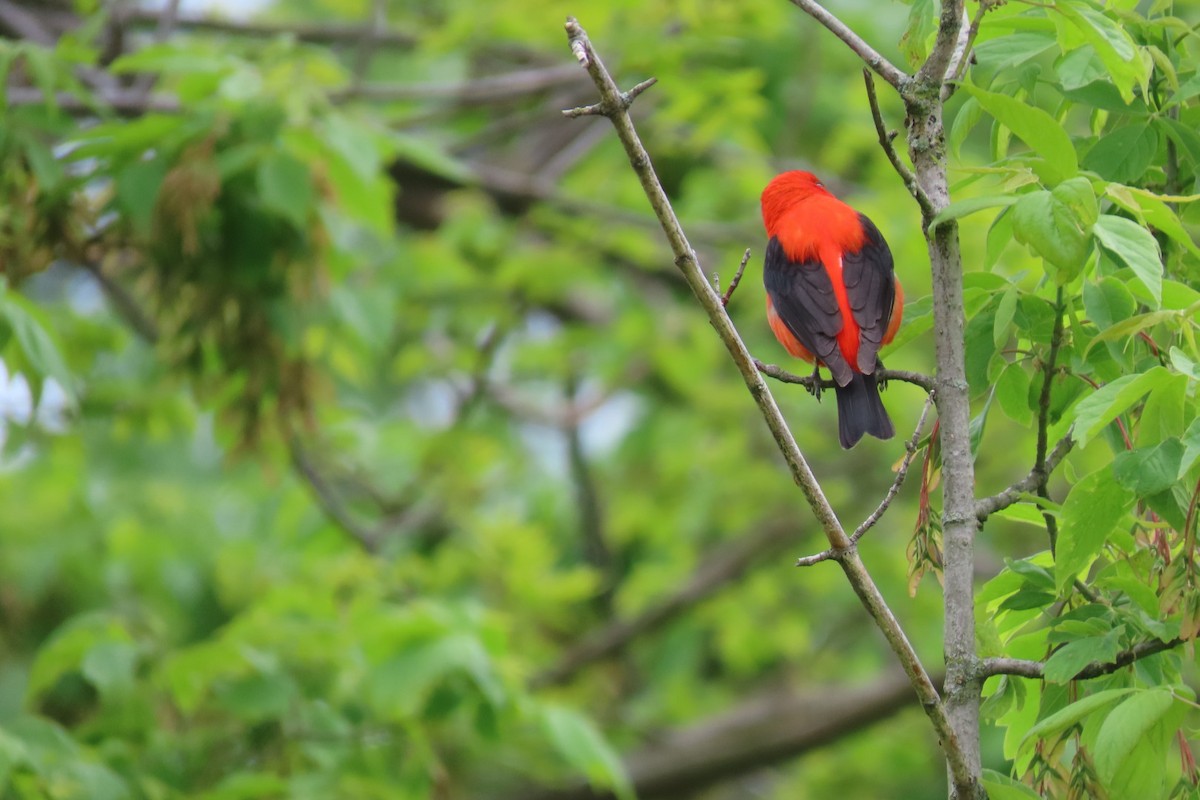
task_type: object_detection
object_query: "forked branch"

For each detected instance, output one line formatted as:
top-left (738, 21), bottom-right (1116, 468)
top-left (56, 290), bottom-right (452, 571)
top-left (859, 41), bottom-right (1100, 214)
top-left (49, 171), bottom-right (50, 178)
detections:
top-left (561, 16), bottom-right (976, 794)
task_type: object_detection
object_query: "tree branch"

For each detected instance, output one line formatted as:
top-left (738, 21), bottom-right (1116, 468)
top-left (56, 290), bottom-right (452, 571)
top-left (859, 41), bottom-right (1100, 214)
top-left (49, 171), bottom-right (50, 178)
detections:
top-left (785, 1), bottom-right (908, 90)
top-left (863, 69), bottom-right (933, 218)
top-left (975, 435), bottom-right (1074, 521)
top-left (796, 392), bottom-right (934, 567)
top-left (755, 359), bottom-right (935, 393)
top-left (980, 636), bottom-right (1186, 681)
top-left (521, 668), bottom-right (942, 800)
top-left (716, 248), bottom-right (752, 307)
top-left (562, 16), bottom-right (973, 792)
top-left (1034, 287), bottom-right (1065, 552)
top-left (113, 6), bottom-right (419, 47)
top-left (288, 438), bottom-right (382, 554)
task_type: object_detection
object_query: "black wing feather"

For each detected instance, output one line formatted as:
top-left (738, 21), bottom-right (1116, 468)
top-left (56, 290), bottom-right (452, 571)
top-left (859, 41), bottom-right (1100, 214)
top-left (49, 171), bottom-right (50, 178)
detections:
top-left (763, 236), bottom-right (852, 386)
top-left (842, 214), bottom-right (896, 374)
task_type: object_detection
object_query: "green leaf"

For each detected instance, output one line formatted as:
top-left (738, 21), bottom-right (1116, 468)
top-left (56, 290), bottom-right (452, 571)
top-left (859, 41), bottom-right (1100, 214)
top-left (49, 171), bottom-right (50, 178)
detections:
top-left (368, 634), bottom-right (504, 719)
top-left (1105, 184), bottom-right (1200, 260)
top-left (1055, 468), bottom-right (1135, 592)
top-left (994, 284), bottom-right (1018, 346)
top-left (1042, 632), bottom-right (1121, 683)
top-left (1093, 215), bottom-right (1163, 308)
top-left (1082, 277), bottom-right (1136, 331)
top-left (995, 362), bottom-right (1033, 426)
top-left (1011, 190), bottom-right (1089, 275)
top-left (1181, 418), bottom-right (1200, 478)
top-left (81, 641), bottom-right (138, 699)
top-left (964, 300), bottom-right (999, 394)
top-left (27, 613), bottom-right (131, 701)
top-left (1083, 124), bottom-right (1157, 184)
top-left (1093, 689), bottom-right (1179, 789)
top-left (256, 151), bottom-right (315, 227)
top-left (1114, 443), bottom-right (1182, 498)
top-left (0, 290), bottom-right (74, 397)
top-left (899, 0), bottom-right (937, 68)
top-left (1021, 687), bottom-right (1135, 747)
top-left (1055, 3), bottom-right (1147, 104)
top-left (973, 33), bottom-right (1057, 72)
top-left (1158, 117), bottom-right (1200, 168)
top-left (958, 83), bottom-right (1079, 183)
top-left (540, 705), bottom-right (633, 800)
top-left (0, 727), bottom-right (28, 789)
top-left (115, 158), bottom-right (167, 236)
top-left (1071, 367), bottom-right (1174, 447)
top-left (982, 768), bottom-right (1043, 800)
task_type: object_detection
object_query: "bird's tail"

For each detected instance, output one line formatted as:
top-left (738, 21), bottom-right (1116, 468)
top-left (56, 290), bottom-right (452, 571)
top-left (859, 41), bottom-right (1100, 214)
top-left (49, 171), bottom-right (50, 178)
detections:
top-left (834, 372), bottom-right (894, 449)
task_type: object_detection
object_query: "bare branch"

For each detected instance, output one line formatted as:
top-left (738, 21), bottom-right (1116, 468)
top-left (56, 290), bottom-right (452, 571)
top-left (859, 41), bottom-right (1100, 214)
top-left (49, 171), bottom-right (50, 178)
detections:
top-left (786, 1), bottom-right (908, 90)
top-left (115, 6), bottom-right (419, 48)
top-left (863, 69), bottom-right (932, 218)
top-left (521, 669), bottom-right (940, 800)
top-left (718, 248), bottom-right (752, 307)
top-left (796, 392), bottom-right (934, 567)
top-left (289, 438), bottom-right (382, 554)
top-left (980, 637), bottom-right (1186, 681)
top-left (0, 0), bottom-right (55, 43)
top-left (852, 392), bottom-right (935, 541)
top-left (975, 435), bottom-right (1074, 521)
top-left (532, 521), bottom-right (790, 688)
top-left (562, 16), bottom-right (974, 791)
top-left (337, 64), bottom-right (588, 103)
top-left (80, 259), bottom-right (160, 343)
top-left (5, 86), bottom-right (164, 115)
top-left (755, 359), bottom-right (935, 394)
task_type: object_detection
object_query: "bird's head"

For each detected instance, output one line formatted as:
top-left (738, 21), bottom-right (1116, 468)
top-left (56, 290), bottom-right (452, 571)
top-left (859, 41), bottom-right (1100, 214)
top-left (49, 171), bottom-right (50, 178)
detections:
top-left (760, 170), bottom-right (832, 235)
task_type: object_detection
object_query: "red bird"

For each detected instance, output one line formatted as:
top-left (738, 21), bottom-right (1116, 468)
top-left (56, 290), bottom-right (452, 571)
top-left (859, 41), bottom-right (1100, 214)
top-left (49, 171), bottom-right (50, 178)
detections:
top-left (761, 171), bottom-right (903, 448)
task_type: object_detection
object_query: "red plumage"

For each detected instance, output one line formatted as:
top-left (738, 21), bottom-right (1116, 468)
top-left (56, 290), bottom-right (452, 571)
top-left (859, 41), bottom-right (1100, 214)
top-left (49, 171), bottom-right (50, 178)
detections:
top-left (760, 171), bottom-right (903, 448)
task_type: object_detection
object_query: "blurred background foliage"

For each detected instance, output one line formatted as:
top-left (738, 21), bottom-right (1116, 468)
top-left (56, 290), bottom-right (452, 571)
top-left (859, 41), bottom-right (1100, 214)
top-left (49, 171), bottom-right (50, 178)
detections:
top-left (0, 0), bottom-right (1194, 798)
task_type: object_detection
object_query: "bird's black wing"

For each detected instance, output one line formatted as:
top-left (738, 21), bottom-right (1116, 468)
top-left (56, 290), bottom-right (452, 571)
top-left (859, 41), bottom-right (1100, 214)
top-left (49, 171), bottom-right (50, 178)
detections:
top-left (842, 214), bottom-right (896, 374)
top-left (762, 235), bottom-right (852, 386)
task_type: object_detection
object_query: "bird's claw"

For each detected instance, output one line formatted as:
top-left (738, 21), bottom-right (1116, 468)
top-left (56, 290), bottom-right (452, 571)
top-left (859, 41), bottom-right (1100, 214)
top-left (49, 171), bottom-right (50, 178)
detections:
top-left (806, 364), bottom-right (822, 401)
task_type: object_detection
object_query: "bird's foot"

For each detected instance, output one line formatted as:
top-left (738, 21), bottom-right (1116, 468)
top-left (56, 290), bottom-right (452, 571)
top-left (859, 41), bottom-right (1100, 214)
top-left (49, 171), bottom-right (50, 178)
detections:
top-left (806, 364), bottom-right (822, 401)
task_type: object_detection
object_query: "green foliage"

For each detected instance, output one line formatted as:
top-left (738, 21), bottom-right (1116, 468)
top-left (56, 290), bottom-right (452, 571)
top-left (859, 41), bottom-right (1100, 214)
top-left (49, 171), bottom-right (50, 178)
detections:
top-left (957, 0), bottom-right (1200, 794)
top-left (2, 0), bottom-right (1199, 798)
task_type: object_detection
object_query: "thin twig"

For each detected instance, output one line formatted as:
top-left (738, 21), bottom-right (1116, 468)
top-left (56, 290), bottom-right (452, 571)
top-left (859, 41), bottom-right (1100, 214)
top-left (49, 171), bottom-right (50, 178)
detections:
top-left (1035, 287), bottom-right (1065, 552)
top-left (852, 392), bottom-right (936, 541)
top-left (785, 0), bottom-right (908, 90)
top-left (719, 248), bottom-right (752, 307)
top-left (755, 359), bottom-right (935, 394)
top-left (796, 392), bottom-right (935, 567)
top-left (562, 16), bottom-right (974, 792)
top-left (980, 636), bottom-right (1187, 681)
top-left (288, 438), bottom-right (381, 554)
top-left (975, 435), bottom-right (1074, 521)
top-left (863, 69), bottom-right (933, 218)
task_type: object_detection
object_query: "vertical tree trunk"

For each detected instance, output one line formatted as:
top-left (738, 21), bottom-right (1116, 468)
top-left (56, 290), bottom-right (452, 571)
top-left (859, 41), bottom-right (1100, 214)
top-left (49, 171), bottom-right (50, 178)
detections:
top-left (906, 84), bottom-right (985, 800)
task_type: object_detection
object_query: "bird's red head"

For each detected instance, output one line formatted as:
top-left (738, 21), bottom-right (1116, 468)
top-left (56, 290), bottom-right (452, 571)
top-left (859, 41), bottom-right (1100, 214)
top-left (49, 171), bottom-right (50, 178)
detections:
top-left (760, 170), bottom-right (832, 236)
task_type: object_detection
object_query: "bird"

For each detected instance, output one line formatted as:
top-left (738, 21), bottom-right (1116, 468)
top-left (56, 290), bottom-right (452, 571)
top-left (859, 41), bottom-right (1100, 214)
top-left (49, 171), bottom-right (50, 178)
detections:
top-left (760, 170), bottom-right (904, 448)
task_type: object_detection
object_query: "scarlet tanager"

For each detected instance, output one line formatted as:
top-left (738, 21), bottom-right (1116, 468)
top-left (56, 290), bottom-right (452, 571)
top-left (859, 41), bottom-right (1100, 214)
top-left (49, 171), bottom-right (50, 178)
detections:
top-left (761, 171), bottom-right (903, 449)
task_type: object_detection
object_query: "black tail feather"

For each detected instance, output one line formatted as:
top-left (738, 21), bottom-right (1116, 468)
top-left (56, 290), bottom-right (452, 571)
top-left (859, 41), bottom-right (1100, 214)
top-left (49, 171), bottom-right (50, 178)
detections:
top-left (833, 372), bottom-right (894, 449)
